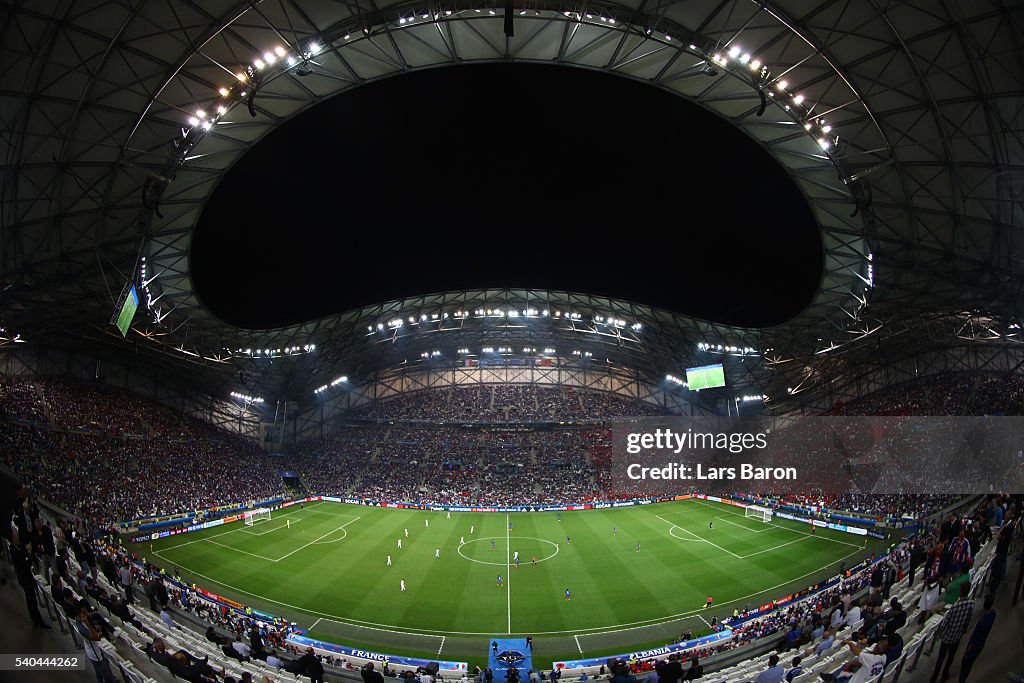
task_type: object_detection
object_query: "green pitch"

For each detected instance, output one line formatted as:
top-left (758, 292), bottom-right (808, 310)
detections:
top-left (137, 499), bottom-right (888, 667)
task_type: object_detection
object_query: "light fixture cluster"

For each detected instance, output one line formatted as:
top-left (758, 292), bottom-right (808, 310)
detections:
top-left (184, 40), bottom-right (324, 133)
top-left (230, 391), bottom-right (264, 404)
top-left (0, 326), bottom-right (25, 344)
top-left (420, 350), bottom-right (442, 358)
top-left (572, 350), bottom-right (594, 358)
top-left (367, 307), bottom-right (637, 334)
top-left (665, 374), bottom-right (688, 387)
top-left (232, 345), bottom-right (315, 358)
top-left (561, 10), bottom-right (618, 25)
top-left (738, 394), bottom-right (767, 402)
top-left (701, 42), bottom-right (840, 153)
top-left (314, 376), bottom-right (348, 395)
top-left (696, 342), bottom-right (761, 356)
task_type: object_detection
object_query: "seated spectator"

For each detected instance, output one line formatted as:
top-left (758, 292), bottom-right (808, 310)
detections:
top-left (754, 654), bottom-right (785, 683)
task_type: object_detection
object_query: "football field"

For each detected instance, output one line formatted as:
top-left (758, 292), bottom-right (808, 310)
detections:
top-left (139, 499), bottom-right (889, 667)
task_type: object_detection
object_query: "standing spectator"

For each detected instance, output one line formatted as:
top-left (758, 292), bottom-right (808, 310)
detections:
top-left (909, 540), bottom-right (926, 586)
top-left (931, 583), bottom-right (974, 683)
top-left (118, 560), bottom-right (134, 604)
top-left (957, 593), bottom-right (996, 682)
top-left (10, 531), bottom-right (49, 629)
top-left (38, 521), bottom-right (56, 584)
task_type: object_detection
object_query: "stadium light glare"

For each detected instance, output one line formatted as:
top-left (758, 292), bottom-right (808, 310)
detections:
top-left (822, 125), bottom-right (832, 133)
top-left (794, 94), bottom-right (805, 104)
top-left (274, 46), bottom-right (286, 57)
top-left (728, 46), bottom-right (741, 58)
top-left (188, 116), bottom-right (199, 126)
top-left (254, 59), bottom-right (265, 69)
top-left (750, 60), bottom-right (761, 70)
top-left (263, 52), bottom-right (276, 65)
top-left (740, 53), bottom-right (750, 63)
top-left (218, 87), bottom-right (229, 97)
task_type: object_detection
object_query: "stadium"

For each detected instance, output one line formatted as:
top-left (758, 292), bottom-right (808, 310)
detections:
top-left (1, 1), bottom-right (1023, 683)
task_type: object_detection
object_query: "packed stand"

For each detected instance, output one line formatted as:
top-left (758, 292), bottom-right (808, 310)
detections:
top-left (827, 372), bottom-right (1024, 416)
top-left (363, 385), bottom-right (666, 422)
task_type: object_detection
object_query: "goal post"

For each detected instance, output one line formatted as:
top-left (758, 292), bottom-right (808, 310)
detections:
top-left (244, 508), bottom-right (272, 526)
top-left (744, 505), bottom-right (773, 523)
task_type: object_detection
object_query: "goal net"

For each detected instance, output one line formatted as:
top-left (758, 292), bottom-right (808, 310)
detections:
top-left (744, 505), bottom-right (773, 523)
top-left (244, 508), bottom-right (272, 526)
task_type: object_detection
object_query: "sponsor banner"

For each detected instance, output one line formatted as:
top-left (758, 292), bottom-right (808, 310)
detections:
top-left (554, 630), bottom-right (733, 669)
top-left (287, 635), bottom-right (467, 672)
top-left (322, 496), bottom-right (342, 503)
top-left (194, 586), bottom-right (245, 611)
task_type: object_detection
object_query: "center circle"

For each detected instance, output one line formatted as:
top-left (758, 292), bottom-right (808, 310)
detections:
top-left (456, 536), bottom-right (560, 566)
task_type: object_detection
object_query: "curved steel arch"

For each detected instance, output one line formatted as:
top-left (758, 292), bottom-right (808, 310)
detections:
top-left (1, 0), bottom-right (1021, 413)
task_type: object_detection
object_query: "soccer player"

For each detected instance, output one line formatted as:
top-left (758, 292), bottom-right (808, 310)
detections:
top-left (401, 580), bottom-right (406, 592)
top-left (565, 588), bottom-right (571, 601)
top-left (531, 556), bottom-right (536, 566)
top-left (497, 575), bottom-right (502, 587)
top-left (435, 548), bottom-right (440, 558)
top-left (387, 555), bottom-right (392, 566)
top-left (460, 536), bottom-right (465, 545)
top-left (404, 528), bottom-right (409, 538)
top-left (426, 519), bottom-right (429, 528)
top-left (509, 521), bottom-right (513, 530)
top-left (636, 541), bottom-right (640, 552)
top-left (515, 557), bottom-right (519, 569)
top-left (491, 540), bottom-right (496, 551)
top-left (566, 536), bottom-right (571, 544)
top-left (704, 596), bottom-right (713, 610)
top-left (287, 519), bottom-right (291, 529)
top-left (447, 511), bottom-right (451, 520)
top-left (557, 513), bottom-right (561, 522)
top-left (471, 525), bottom-right (475, 534)
top-left (398, 539), bottom-right (402, 549)
top-left (613, 527), bottom-right (617, 535)
top-left (513, 551), bottom-right (519, 562)
top-left (709, 521), bottom-right (713, 530)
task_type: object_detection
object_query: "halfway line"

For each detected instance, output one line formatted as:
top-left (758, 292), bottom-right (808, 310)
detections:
top-left (506, 513), bottom-right (511, 634)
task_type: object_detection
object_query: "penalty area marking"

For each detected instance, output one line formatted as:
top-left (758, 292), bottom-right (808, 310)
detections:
top-left (690, 499), bottom-right (864, 549)
top-left (273, 517), bottom-right (361, 562)
top-left (667, 527), bottom-right (705, 543)
top-left (240, 519), bottom-right (303, 536)
top-left (714, 516), bottom-right (772, 533)
top-left (456, 536), bottom-right (560, 566)
top-left (309, 527), bottom-right (348, 546)
top-left (659, 514), bottom-right (811, 559)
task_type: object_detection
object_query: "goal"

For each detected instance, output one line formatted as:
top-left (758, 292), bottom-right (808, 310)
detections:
top-left (244, 508), bottom-right (272, 526)
top-left (744, 505), bottom-right (773, 523)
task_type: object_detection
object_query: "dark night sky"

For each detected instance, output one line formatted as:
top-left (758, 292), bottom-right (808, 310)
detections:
top-left (192, 63), bottom-right (822, 330)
